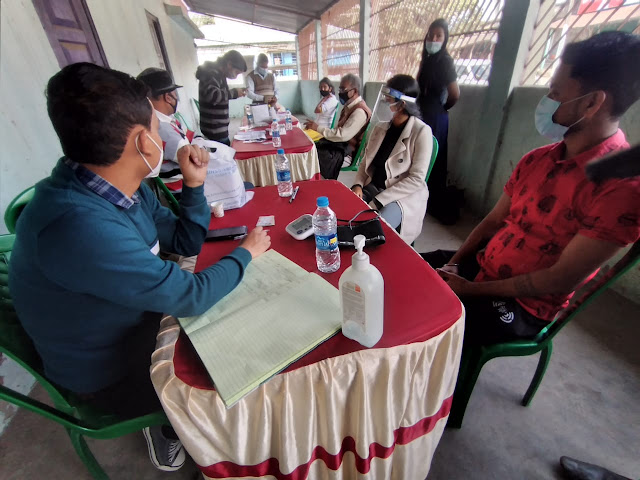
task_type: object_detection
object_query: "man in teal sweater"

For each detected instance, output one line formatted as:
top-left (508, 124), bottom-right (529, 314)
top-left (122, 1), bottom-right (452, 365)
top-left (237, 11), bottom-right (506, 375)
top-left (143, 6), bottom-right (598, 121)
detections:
top-left (9, 63), bottom-right (270, 472)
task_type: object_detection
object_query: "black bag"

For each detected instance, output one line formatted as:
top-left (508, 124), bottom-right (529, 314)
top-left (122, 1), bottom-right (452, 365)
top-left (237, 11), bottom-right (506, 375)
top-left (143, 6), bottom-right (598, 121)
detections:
top-left (337, 209), bottom-right (386, 248)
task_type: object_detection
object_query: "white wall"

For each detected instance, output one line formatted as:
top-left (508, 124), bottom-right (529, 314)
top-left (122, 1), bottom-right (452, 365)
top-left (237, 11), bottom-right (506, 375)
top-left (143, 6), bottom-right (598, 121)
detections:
top-left (85, 0), bottom-right (200, 129)
top-left (0, 0), bottom-right (202, 234)
top-left (0, 0), bottom-right (63, 234)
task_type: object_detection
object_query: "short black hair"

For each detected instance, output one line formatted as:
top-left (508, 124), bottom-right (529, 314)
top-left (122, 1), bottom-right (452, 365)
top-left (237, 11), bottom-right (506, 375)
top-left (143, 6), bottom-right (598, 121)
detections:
top-left (561, 31), bottom-right (640, 118)
top-left (319, 77), bottom-right (335, 94)
top-left (46, 63), bottom-right (152, 166)
top-left (387, 74), bottom-right (421, 117)
top-left (222, 50), bottom-right (247, 72)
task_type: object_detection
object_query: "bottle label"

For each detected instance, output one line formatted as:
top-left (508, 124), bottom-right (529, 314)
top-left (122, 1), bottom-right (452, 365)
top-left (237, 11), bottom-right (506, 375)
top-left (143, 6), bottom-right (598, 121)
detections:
top-left (315, 233), bottom-right (339, 251)
top-left (342, 281), bottom-right (366, 330)
top-left (277, 170), bottom-right (291, 182)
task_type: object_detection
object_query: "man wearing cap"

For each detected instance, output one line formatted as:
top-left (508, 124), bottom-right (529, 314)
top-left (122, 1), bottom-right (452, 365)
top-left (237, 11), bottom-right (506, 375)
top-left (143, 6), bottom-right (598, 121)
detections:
top-left (137, 68), bottom-right (196, 194)
top-left (246, 53), bottom-right (279, 108)
top-left (195, 50), bottom-right (247, 146)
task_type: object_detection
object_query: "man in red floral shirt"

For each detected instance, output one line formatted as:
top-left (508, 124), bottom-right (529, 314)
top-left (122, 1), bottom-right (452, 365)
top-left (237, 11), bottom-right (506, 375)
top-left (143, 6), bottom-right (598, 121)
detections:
top-left (422, 31), bottom-right (640, 346)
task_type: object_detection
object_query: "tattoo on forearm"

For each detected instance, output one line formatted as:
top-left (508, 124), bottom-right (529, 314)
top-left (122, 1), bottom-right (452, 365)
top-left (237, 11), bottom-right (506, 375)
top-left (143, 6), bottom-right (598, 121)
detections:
top-left (514, 274), bottom-right (537, 297)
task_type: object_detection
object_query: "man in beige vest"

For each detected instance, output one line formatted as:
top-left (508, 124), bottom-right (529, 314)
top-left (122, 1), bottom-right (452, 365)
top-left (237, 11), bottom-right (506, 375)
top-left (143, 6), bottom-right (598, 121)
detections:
top-left (246, 53), bottom-right (279, 108)
top-left (306, 73), bottom-right (372, 179)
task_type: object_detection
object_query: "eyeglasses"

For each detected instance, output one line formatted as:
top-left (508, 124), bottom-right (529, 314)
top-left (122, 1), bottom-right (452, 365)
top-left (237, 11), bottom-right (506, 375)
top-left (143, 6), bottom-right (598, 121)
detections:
top-left (338, 87), bottom-right (354, 93)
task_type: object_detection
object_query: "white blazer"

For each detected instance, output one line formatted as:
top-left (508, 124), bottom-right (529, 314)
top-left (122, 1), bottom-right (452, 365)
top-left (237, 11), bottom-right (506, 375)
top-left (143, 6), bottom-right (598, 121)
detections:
top-left (355, 116), bottom-right (432, 244)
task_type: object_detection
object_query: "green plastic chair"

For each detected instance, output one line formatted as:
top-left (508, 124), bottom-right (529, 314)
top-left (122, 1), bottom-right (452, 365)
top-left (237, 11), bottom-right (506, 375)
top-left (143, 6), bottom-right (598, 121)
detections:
top-left (330, 107), bottom-right (339, 129)
top-left (0, 234), bottom-right (169, 479)
top-left (4, 186), bottom-right (35, 233)
top-left (153, 177), bottom-right (180, 215)
top-left (426, 135), bottom-right (439, 182)
top-left (341, 123), bottom-right (372, 173)
top-left (174, 111), bottom-right (190, 132)
top-left (448, 240), bottom-right (640, 428)
top-left (193, 98), bottom-right (200, 112)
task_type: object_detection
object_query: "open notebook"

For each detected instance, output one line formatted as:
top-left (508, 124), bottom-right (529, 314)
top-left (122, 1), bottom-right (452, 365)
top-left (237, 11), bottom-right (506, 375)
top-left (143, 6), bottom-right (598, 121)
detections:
top-left (179, 250), bottom-right (342, 408)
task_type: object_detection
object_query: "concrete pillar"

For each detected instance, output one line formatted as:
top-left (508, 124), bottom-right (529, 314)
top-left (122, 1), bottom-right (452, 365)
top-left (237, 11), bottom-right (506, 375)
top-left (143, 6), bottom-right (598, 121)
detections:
top-left (462, 0), bottom-right (541, 211)
top-left (295, 36), bottom-right (301, 80)
top-left (315, 20), bottom-right (323, 79)
top-left (359, 0), bottom-right (370, 84)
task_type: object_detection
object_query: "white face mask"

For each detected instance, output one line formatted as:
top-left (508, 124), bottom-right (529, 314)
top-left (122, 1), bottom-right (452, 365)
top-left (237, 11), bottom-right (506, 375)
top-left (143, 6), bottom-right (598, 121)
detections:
top-left (135, 133), bottom-right (163, 178)
top-left (534, 94), bottom-right (590, 142)
top-left (424, 41), bottom-right (443, 55)
top-left (375, 101), bottom-right (399, 123)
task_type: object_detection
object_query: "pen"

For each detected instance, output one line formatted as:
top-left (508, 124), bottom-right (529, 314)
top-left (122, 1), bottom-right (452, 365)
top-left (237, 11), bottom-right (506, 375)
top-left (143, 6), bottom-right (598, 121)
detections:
top-left (289, 186), bottom-right (300, 204)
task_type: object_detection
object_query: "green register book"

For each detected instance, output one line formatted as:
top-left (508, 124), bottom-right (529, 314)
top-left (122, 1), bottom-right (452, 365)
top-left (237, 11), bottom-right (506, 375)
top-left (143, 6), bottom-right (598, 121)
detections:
top-left (179, 249), bottom-right (342, 408)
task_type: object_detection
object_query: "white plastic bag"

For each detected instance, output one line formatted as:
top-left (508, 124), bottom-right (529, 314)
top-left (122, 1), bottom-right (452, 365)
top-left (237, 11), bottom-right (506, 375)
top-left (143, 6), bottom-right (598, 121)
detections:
top-left (192, 138), bottom-right (249, 210)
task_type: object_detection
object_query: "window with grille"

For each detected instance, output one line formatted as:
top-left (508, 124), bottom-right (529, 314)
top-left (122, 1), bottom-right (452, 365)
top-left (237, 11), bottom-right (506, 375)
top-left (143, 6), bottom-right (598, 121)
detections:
top-left (321, 0), bottom-right (360, 80)
top-left (298, 22), bottom-right (318, 80)
top-left (368, 0), bottom-right (504, 84)
top-left (521, 0), bottom-right (640, 86)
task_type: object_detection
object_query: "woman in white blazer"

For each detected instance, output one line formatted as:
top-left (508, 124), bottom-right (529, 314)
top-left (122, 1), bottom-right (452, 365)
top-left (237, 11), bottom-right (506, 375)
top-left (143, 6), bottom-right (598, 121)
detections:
top-left (352, 75), bottom-right (432, 244)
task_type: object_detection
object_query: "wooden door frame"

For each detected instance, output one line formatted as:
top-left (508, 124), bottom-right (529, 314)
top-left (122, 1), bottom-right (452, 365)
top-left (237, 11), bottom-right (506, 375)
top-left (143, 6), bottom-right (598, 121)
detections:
top-left (32, 0), bottom-right (109, 67)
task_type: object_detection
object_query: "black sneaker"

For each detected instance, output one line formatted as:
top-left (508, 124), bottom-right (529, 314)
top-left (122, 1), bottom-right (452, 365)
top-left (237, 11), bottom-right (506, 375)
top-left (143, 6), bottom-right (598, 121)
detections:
top-left (142, 426), bottom-right (186, 472)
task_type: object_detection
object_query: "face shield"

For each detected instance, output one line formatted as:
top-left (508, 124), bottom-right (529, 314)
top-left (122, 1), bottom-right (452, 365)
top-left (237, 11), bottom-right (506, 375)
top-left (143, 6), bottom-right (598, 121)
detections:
top-left (369, 85), bottom-right (418, 127)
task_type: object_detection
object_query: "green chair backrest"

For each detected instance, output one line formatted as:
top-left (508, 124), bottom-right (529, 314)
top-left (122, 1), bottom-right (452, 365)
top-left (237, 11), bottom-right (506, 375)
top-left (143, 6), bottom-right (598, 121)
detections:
top-left (533, 240), bottom-right (640, 344)
top-left (330, 107), bottom-right (340, 129)
top-left (193, 98), bottom-right (200, 112)
top-left (153, 178), bottom-right (180, 215)
top-left (426, 136), bottom-right (439, 182)
top-left (341, 123), bottom-right (373, 173)
top-left (4, 186), bottom-right (35, 234)
top-left (174, 112), bottom-right (190, 132)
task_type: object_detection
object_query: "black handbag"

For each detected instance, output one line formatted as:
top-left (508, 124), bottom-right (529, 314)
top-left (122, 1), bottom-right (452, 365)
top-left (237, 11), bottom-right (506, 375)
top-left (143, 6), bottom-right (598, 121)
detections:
top-left (337, 209), bottom-right (386, 248)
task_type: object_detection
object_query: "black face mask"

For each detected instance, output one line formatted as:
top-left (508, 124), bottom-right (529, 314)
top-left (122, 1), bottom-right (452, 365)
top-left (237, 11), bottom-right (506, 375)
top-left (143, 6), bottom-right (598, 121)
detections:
top-left (319, 90), bottom-right (330, 97)
top-left (339, 90), bottom-right (352, 105)
top-left (168, 94), bottom-right (178, 114)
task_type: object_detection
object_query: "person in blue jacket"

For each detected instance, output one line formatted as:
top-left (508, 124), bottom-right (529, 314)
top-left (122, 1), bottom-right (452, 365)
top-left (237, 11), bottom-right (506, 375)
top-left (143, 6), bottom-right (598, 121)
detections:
top-left (9, 63), bottom-right (270, 472)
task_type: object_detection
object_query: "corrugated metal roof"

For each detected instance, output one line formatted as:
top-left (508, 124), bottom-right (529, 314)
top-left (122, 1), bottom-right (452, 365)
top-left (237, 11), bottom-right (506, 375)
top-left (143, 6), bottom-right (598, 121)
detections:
top-left (185, 0), bottom-right (338, 33)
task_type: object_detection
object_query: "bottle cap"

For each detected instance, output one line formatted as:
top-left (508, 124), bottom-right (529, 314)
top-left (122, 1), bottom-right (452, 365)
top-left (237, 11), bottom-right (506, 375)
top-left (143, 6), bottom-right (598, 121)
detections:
top-left (277, 148), bottom-right (285, 154)
top-left (352, 234), bottom-right (370, 270)
top-left (316, 196), bottom-right (329, 207)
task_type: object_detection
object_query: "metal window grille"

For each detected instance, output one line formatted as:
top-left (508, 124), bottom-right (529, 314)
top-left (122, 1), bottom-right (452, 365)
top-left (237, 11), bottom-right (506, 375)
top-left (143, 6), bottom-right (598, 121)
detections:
top-left (321, 0), bottom-right (361, 80)
top-left (521, 0), bottom-right (640, 86)
top-left (298, 22), bottom-right (318, 80)
top-left (368, 0), bottom-right (504, 84)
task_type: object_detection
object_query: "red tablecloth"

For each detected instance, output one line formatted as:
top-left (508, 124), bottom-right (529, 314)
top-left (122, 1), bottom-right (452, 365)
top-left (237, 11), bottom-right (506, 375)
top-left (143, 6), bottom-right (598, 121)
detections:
top-left (233, 126), bottom-right (314, 160)
top-left (174, 180), bottom-right (462, 390)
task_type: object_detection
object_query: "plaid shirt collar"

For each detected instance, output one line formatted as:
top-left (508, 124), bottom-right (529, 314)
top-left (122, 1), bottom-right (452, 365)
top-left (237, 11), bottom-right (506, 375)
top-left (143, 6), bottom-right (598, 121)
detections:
top-left (64, 158), bottom-right (140, 209)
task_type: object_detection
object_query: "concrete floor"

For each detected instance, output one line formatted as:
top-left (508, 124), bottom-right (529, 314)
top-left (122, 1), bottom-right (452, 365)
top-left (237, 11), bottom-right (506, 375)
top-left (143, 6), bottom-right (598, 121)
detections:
top-left (1, 148), bottom-right (639, 480)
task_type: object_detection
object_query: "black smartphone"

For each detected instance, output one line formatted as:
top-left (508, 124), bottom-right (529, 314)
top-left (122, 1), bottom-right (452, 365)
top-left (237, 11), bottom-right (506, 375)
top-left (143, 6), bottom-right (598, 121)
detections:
top-left (205, 226), bottom-right (248, 241)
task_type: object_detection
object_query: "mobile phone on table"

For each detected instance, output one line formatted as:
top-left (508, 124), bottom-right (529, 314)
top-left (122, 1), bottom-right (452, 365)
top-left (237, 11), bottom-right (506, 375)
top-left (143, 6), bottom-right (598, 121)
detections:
top-left (205, 226), bottom-right (248, 241)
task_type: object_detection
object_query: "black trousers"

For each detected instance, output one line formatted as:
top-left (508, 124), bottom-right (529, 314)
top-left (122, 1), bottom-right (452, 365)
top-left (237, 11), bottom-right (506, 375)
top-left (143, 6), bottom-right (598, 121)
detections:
top-left (316, 139), bottom-right (348, 180)
top-left (76, 312), bottom-right (163, 419)
top-left (421, 250), bottom-right (548, 347)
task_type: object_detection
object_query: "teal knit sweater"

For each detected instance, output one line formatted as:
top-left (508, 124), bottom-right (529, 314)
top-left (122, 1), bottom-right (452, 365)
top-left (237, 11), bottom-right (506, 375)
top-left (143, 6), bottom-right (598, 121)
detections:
top-left (9, 159), bottom-right (252, 393)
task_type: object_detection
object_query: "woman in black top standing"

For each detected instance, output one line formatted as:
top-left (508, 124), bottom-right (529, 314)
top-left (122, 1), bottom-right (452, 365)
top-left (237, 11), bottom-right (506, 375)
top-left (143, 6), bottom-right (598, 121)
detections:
top-left (417, 18), bottom-right (460, 224)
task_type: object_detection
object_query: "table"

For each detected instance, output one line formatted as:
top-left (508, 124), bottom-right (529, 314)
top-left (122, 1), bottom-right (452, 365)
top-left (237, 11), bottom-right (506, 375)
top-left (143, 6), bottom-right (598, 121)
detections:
top-left (150, 180), bottom-right (464, 479)
top-left (232, 125), bottom-right (320, 187)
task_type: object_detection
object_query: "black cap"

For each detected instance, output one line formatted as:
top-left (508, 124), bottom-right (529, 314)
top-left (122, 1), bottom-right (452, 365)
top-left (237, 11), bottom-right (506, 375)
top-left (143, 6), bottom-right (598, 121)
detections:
top-left (137, 68), bottom-right (182, 96)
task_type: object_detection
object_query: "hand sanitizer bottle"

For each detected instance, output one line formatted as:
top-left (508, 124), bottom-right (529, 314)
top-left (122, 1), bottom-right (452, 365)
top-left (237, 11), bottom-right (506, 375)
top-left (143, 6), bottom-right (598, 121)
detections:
top-left (339, 235), bottom-right (384, 347)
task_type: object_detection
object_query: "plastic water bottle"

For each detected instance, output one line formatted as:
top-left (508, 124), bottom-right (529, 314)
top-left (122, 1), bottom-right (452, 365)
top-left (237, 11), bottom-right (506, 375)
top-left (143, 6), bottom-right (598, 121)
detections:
top-left (313, 197), bottom-right (340, 273)
top-left (271, 118), bottom-right (281, 148)
top-left (245, 104), bottom-right (254, 128)
top-left (274, 148), bottom-right (293, 197)
top-left (285, 110), bottom-right (293, 131)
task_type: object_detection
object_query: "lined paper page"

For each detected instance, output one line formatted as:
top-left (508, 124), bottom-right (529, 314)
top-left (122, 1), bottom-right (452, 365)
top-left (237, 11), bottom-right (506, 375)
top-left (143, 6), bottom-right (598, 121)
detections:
top-left (179, 250), bottom-right (342, 407)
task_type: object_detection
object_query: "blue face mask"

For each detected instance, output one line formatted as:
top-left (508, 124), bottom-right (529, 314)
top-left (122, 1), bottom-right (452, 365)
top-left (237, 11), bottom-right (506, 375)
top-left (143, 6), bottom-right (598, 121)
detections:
top-left (257, 67), bottom-right (268, 77)
top-left (534, 94), bottom-right (590, 142)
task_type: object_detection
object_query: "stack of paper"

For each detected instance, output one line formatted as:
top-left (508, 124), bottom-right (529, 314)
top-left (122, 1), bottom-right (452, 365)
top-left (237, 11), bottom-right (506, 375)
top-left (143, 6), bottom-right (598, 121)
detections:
top-left (233, 130), bottom-right (267, 142)
top-left (179, 250), bottom-right (342, 407)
